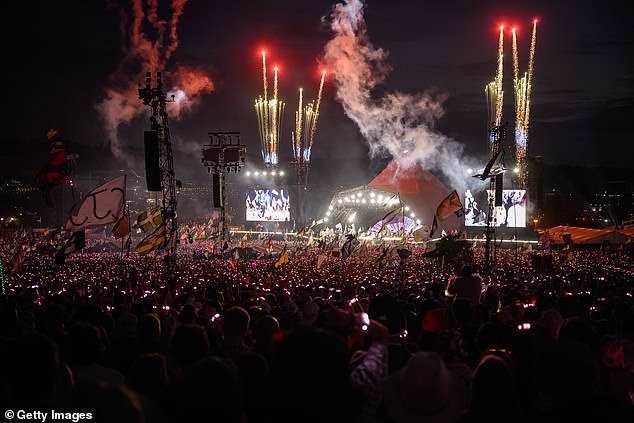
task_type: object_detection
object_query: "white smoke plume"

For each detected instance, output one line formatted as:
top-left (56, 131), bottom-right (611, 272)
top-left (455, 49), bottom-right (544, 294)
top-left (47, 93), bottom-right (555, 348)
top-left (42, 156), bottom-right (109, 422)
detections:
top-left (97, 0), bottom-right (214, 162)
top-left (322, 0), bottom-right (483, 194)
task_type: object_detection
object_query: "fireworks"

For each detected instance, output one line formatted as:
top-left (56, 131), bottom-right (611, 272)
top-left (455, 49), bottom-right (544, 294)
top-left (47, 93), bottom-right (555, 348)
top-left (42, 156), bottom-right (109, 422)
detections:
top-left (484, 25), bottom-right (505, 155)
top-left (291, 70), bottom-right (327, 166)
top-left (513, 20), bottom-right (538, 189)
top-left (255, 51), bottom-right (285, 167)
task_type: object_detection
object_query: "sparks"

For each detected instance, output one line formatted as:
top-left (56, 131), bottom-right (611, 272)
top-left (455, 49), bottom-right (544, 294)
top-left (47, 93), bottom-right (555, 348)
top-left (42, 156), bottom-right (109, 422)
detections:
top-left (255, 50), bottom-right (285, 167)
top-left (513, 19), bottom-right (538, 189)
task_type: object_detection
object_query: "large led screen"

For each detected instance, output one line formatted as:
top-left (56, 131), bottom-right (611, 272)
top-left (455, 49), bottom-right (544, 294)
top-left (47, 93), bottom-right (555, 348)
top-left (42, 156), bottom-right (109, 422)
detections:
top-left (246, 189), bottom-right (290, 221)
top-left (464, 189), bottom-right (527, 227)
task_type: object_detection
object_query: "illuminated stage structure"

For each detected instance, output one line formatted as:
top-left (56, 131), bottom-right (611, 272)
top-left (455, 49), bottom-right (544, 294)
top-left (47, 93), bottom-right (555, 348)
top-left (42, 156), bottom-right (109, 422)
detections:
top-left (322, 159), bottom-right (459, 238)
top-left (254, 51), bottom-right (285, 168)
top-left (202, 132), bottom-right (246, 241)
top-left (138, 71), bottom-right (179, 266)
top-left (291, 70), bottom-right (326, 226)
top-left (512, 20), bottom-right (538, 190)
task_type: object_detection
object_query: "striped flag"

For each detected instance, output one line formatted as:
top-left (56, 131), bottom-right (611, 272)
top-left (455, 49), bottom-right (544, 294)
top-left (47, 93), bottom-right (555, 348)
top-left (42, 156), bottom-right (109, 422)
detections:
top-left (136, 206), bottom-right (163, 233)
top-left (34, 151), bottom-right (71, 191)
top-left (135, 223), bottom-right (167, 255)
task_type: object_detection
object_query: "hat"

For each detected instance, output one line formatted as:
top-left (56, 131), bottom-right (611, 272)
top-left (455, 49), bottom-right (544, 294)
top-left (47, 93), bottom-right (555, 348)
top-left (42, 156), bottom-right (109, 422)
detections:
top-left (421, 308), bottom-right (448, 334)
top-left (300, 301), bottom-right (319, 326)
top-left (534, 308), bottom-right (564, 340)
top-left (383, 351), bottom-right (467, 423)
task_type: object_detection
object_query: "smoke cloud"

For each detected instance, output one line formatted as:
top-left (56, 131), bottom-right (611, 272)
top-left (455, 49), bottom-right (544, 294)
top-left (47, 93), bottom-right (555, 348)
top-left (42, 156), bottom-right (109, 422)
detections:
top-left (321, 0), bottom-right (483, 194)
top-left (97, 0), bottom-right (214, 163)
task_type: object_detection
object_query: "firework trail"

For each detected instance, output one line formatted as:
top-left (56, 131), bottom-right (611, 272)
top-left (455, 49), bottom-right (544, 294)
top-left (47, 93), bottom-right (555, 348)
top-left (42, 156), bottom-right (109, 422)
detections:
top-left (512, 28), bottom-right (519, 84)
top-left (524, 20), bottom-right (538, 130)
top-left (513, 20), bottom-right (538, 188)
top-left (255, 51), bottom-right (284, 167)
top-left (321, 0), bottom-right (481, 194)
top-left (494, 25), bottom-right (504, 126)
top-left (261, 51), bottom-right (269, 141)
top-left (293, 88), bottom-right (304, 159)
top-left (309, 70), bottom-right (326, 150)
top-left (97, 0), bottom-right (214, 162)
top-left (272, 66), bottom-right (279, 161)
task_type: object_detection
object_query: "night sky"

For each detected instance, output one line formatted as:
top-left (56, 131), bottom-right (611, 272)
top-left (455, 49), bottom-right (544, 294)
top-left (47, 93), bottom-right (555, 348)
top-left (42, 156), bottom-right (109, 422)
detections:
top-left (4, 0), bottom-right (633, 171)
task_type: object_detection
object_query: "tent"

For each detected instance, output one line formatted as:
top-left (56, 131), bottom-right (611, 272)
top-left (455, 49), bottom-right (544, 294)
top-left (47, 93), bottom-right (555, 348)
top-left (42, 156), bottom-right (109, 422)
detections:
top-left (322, 158), bottom-right (461, 234)
top-left (368, 159), bottom-right (456, 227)
top-left (545, 225), bottom-right (634, 245)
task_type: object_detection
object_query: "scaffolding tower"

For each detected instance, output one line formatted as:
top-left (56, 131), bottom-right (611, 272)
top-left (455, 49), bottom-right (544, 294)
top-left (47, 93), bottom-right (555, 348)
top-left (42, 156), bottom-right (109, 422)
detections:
top-left (138, 71), bottom-right (179, 267)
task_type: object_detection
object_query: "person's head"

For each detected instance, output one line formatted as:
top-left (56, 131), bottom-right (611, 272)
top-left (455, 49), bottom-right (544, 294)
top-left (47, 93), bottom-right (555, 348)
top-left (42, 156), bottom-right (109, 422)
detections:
top-left (264, 328), bottom-right (362, 422)
top-left (460, 265), bottom-right (473, 277)
top-left (127, 353), bottom-right (169, 401)
top-left (223, 306), bottom-right (251, 340)
top-left (559, 317), bottom-right (600, 351)
top-left (467, 354), bottom-right (520, 420)
top-left (179, 304), bottom-right (198, 324)
top-left (180, 357), bottom-right (242, 423)
top-left (69, 321), bottom-right (105, 366)
top-left (383, 351), bottom-right (467, 423)
top-left (369, 293), bottom-right (405, 335)
top-left (300, 300), bottom-right (320, 327)
top-left (253, 315), bottom-right (280, 344)
top-left (115, 311), bottom-right (138, 339)
top-left (170, 324), bottom-right (210, 372)
top-left (4, 332), bottom-right (61, 407)
top-left (137, 313), bottom-right (161, 343)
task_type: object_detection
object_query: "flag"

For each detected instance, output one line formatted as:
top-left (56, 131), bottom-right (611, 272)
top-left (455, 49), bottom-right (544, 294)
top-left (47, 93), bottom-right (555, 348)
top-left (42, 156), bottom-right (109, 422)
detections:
top-left (473, 149), bottom-right (505, 180)
top-left (275, 248), bottom-right (289, 268)
top-left (136, 223), bottom-right (167, 255)
top-left (34, 151), bottom-right (71, 191)
top-left (341, 234), bottom-right (358, 260)
top-left (47, 127), bottom-right (61, 140)
top-left (430, 216), bottom-right (438, 238)
top-left (412, 225), bottom-right (430, 242)
top-left (317, 254), bottom-right (328, 269)
top-left (136, 206), bottom-right (163, 233)
top-left (49, 140), bottom-right (64, 154)
top-left (112, 212), bottom-right (131, 240)
top-left (436, 190), bottom-right (463, 222)
top-left (377, 206), bottom-right (404, 233)
top-left (375, 245), bottom-right (391, 264)
top-left (66, 175), bottom-right (126, 232)
top-left (48, 127), bottom-right (64, 154)
top-left (7, 249), bottom-right (27, 276)
top-left (55, 230), bottom-right (85, 264)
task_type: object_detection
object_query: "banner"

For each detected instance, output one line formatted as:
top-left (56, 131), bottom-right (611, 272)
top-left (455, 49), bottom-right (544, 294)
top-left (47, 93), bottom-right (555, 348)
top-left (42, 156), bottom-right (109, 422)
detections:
top-left (66, 175), bottom-right (126, 232)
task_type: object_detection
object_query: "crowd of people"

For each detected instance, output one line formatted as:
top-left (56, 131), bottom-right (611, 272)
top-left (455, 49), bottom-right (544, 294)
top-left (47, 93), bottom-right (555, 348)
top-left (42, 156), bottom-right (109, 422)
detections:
top-left (1, 229), bottom-right (634, 422)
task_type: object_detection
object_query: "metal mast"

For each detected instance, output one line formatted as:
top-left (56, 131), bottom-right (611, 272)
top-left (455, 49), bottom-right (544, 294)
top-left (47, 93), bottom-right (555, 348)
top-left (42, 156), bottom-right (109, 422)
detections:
top-left (202, 132), bottom-right (246, 242)
top-left (138, 71), bottom-right (179, 266)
